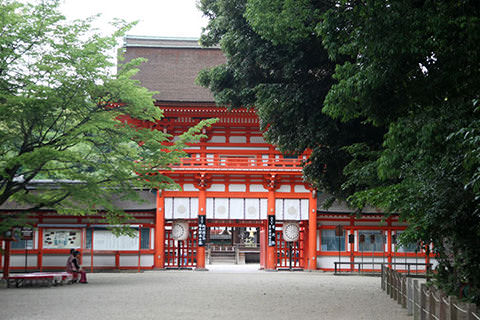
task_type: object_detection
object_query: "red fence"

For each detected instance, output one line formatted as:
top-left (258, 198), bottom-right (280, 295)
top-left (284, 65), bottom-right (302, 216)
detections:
top-left (275, 227), bottom-right (305, 270)
top-left (164, 223), bottom-right (198, 269)
top-left (171, 157), bottom-right (303, 171)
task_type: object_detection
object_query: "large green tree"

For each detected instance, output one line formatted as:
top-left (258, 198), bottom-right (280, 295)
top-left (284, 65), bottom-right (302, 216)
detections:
top-left (0, 0), bottom-right (213, 234)
top-left (197, 0), bottom-right (384, 200)
top-left (319, 0), bottom-right (480, 302)
top-left (199, 0), bottom-right (480, 302)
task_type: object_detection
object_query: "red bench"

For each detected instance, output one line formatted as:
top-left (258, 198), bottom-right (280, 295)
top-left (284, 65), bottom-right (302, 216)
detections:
top-left (7, 272), bottom-right (73, 288)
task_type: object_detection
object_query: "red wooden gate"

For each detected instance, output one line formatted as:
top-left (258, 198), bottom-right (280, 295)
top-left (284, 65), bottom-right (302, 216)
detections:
top-left (275, 223), bottom-right (305, 270)
top-left (165, 222), bottom-right (198, 268)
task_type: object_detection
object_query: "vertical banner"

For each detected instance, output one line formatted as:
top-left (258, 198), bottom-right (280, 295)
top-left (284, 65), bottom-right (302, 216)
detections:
top-left (198, 215), bottom-right (207, 247)
top-left (268, 215), bottom-right (276, 246)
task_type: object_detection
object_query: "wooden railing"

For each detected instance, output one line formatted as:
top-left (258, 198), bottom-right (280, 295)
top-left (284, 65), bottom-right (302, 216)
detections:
top-left (170, 157), bottom-right (303, 171)
top-left (335, 261), bottom-right (432, 276)
top-left (381, 266), bottom-right (479, 320)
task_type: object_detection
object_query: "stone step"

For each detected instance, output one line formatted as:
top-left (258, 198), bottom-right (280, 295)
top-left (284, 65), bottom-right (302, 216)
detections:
top-left (210, 256), bottom-right (235, 260)
top-left (210, 261), bottom-right (236, 265)
top-left (210, 252), bottom-right (235, 257)
top-left (209, 256), bottom-right (236, 264)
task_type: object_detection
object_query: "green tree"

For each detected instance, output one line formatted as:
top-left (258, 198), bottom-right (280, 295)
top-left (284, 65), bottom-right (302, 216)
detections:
top-left (199, 0), bottom-right (480, 302)
top-left (319, 0), bottom-right (480, 302)
top-left (197, 0), bottom-right (383, 200)
top-left (0, 0), bottom-right (214, 234)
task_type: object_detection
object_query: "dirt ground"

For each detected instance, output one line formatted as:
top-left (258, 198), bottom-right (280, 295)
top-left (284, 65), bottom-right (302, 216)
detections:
top-left (0, 265), bottom-right (411, 320)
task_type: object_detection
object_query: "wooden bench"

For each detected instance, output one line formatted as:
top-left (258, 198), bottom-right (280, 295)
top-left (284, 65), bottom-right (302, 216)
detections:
top-left (7, 272), bottom-right (73, 288)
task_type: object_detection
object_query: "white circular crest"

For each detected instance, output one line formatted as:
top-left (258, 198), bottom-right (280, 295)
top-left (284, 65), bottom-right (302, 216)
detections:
top-left (172, 221), bottom-right (189, 241)
top-left (287, 206), bottom-right (297, 216)
top-left (247, 206), bottom-right (257, 216)
top-left (283, 222), bottom-right (300, 242)
top-left (177, 205), bottom-right (187, 214)
top-left (217, 205), bottom-right (227, 215)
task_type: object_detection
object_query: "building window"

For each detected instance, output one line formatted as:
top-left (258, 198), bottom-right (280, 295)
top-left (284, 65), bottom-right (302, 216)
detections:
top-left (321, 229), bottom-right (345, 251)
top-left (92, 229), bottom-right (139, 250)
top-left (394, 231), bottom-right (418, 253)
top-left (86, 228), bottom-right (93, 249)
top-left (358, 230), bottom-right (385, 252)
top-left (11, 239), bottom-right (33, 249)
top-left (86, 228), bottom-right (145, 250)
top-left (140, 228), bottom-right (150, 249)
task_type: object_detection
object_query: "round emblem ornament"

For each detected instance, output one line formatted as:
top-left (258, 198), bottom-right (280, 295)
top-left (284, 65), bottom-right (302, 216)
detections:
top-left (247, 206), bottom-right (257, 216)
top-left (172, 221), bottom-right (189, 241)
top-left (177, 205), bottom-right (187, 214)
top-left (283, 222), bottom-right (300, 242)
top-left (287, 206), bottom-right (297, 217)
top-left (217, 205), bottom-right (227, 215)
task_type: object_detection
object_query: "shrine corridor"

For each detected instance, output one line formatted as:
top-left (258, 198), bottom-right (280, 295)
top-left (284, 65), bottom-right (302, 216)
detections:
top-left (0, 269), bottom-right (410, 320)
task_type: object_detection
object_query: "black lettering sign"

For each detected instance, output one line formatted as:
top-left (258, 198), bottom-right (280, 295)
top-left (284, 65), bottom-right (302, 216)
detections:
top-left (268, 215), bottom-right (276, 247)
top-left (198, 215), bottom-right (207, 247)
top-left (348, 234), bottom-right (355, 244)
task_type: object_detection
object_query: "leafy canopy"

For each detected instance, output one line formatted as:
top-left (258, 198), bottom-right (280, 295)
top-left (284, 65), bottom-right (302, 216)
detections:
top-left (320, 0), bottom-right (480, 301)
top-left (197, 0), bottom-right (384, 199)
top-left (199, 0), bottom-right (480, 302)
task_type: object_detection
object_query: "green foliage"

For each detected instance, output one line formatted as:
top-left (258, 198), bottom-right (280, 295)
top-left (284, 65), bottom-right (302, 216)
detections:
top-left (0, 0), bottom-right (215, 235)
top-left (197, 0), bottom-right (383, 198)
top-left (321, 0), bottom-right (480, 302)
top-left (200, 0), bottom-right (480, 303)
top-left (245, 0), bottom-right (320, 45)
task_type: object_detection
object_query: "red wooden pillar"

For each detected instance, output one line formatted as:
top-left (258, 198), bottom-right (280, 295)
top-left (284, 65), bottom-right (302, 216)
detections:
top-left (387, 217), bottom-right (392, 265)
top-left (90, 230), bottom-right (94, 273)
top-left (196, 187), bottom-right (207, 270)
top-left (137, 227), bottom-right (142, 272)
top-left (266, 189), bottom-right (276, 270)
top-left (350, 216), bottom-right (355, 271)
top-left (154, 190), bottom-right (165, 269)
top-left (307, 191), bottom-right (318, 270)
top-left (37, 228), bottom-right (43, 271)
top-left (259, 228), bottom-right (265, 269)
top-left (303, 223), bottom-right (309, 268)
top-left (2, 240), bottom-right (10, 279)
top-left (194, 173), bottom-right (209, 271)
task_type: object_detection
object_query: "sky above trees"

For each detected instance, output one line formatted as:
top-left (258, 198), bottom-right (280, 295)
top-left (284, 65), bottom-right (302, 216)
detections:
top-left (59, 0), bottom-right (206, 38)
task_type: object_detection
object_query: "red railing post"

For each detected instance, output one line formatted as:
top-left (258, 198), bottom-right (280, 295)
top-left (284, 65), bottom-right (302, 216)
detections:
top-left (2, 240), bottom-right (11, 279)
top-left (154, 190), bottom-right (165, 269)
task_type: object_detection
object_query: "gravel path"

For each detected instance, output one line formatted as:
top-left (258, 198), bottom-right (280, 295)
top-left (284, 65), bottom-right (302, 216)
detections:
top-left (0, 266), bottom-right (410, 320)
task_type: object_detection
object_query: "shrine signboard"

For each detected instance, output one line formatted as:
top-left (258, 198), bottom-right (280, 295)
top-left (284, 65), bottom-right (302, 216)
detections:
top-left (268, 215), bottom-right (276, 246)
top-left (198, 215), bottom-right (207, 247)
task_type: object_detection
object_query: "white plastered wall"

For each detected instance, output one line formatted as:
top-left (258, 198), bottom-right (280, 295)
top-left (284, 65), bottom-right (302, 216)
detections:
top-left (166, 197), bottom-right (199, 219)
top-left (274, 199), bottom-right (308, 221)
top-left (10, 255), bottom-right (37, 268)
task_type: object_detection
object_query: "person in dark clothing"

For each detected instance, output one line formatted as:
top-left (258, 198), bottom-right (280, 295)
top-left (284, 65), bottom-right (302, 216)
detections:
top-left (66, 250), bottom-right (87, 283)
top-left (66, 249), bottom-right (75, 279)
